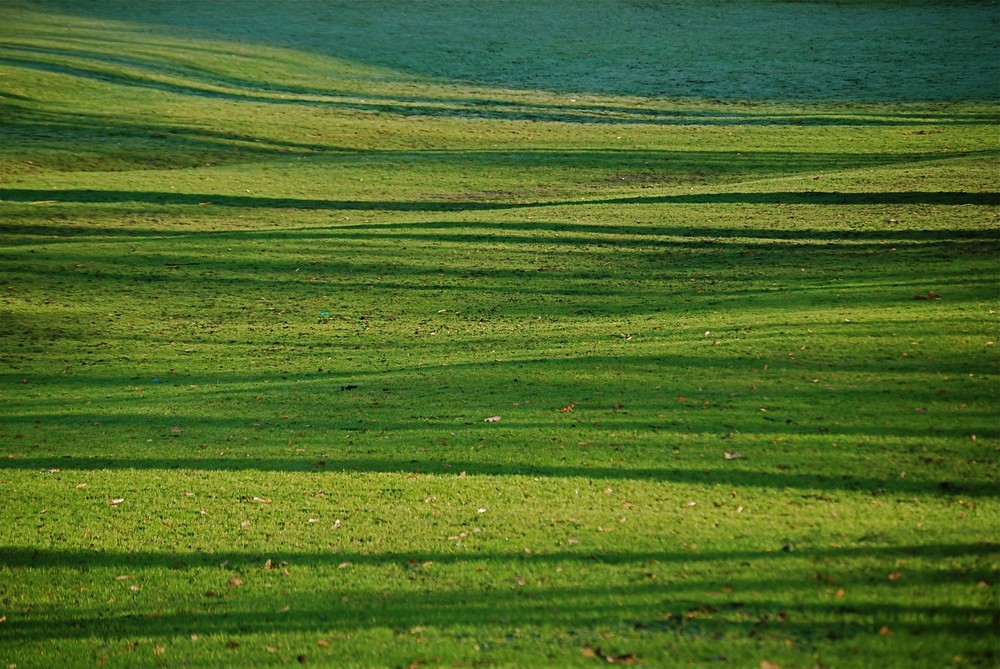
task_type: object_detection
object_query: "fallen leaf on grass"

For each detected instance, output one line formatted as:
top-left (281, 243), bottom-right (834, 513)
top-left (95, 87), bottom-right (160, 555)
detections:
top-left (724, 452), bottom-right (742, 460)
top-left (108, 498), bottom-right (125, 506)
top-left (153, 646), bottom-right (165, 655)
top-left (556, 402), bottom-right (576, 413)
top-left (761, 662), bottom-right (782, 669)
top-left (338, 562), bottom-right (352, 569)
top-left (914, 291), bottom-right (941, 300)
top-left (316, 639), bottom-right (330, 647)
top-left (483, 415), bottom-right (501, 423)
top-left (582, 647), bottom-right (636, 664)
top-left (228, 577), bottom-right (244, 587)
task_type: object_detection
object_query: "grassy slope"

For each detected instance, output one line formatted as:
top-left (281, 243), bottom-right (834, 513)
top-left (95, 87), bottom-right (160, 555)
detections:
top-left (0, 1), bottom-right (998, 668)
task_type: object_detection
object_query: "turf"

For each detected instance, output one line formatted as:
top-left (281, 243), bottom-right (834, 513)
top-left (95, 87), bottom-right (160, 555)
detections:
top-left (0, 1), bottom-right (998, 667)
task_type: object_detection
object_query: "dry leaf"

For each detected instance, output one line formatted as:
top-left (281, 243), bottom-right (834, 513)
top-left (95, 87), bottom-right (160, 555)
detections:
top-left (228, 577), bottom-right (244, 587)
top-left (109, 498), bottom-right (125, 505)
top-left (316, 639), bottom-right (330, 647)
top-left (879, 625), bottom-right (892, 636)
top-left (484, 415), bottom-right (501, 423)
top-left (338, 562), bottom-right (352, 569)
top-left (724, 452), bottom-right (742, 460)
top-left (556, 402), bottom-right (576, 413)
top-left (584, 647), bottom-right (636, 665)
top-left (761, 662), bottom-right (782, 669)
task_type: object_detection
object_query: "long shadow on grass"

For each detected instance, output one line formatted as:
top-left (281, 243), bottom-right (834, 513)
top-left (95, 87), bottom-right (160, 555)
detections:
top-left (4, 542), bottom-right (994, 571)
top-left (0, 457), bottom-right (993, 499)
top-left (2, 188), bottom-right (999, 211)
top-left (0, 544), bottom-right (995, 646)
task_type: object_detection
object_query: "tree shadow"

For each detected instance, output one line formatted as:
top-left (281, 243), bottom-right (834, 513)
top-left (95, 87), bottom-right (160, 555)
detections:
top-left (2, 186), bottom-right (998, 213)
top-left (0, 543), bottom-right (995, 662)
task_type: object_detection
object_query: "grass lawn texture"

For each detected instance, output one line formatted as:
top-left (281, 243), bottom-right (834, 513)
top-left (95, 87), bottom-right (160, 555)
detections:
top-left (1, 1), bottom-right (998, 667)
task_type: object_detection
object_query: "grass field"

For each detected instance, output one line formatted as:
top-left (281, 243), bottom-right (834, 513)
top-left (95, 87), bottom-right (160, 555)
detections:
top-left (1, 1), bottom-right (998, 667)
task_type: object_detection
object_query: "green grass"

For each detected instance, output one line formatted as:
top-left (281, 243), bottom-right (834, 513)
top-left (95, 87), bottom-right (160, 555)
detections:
top-left (1, 1), bottom-right (998, 667)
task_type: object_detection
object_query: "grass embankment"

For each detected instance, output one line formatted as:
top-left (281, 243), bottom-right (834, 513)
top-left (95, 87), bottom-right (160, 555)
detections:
top-left (0, 2), bottom-right (997, 667)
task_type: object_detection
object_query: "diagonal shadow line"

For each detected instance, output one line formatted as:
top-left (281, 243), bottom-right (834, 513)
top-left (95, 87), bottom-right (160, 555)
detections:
top-left (0, 583), bottom-right (991, 643)
top-left (0, 458), bottom-right (993, 498)
top-left (2, 542), bottom-right (993, 571)
top-left (1, 188), bottom-right (998, 212)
